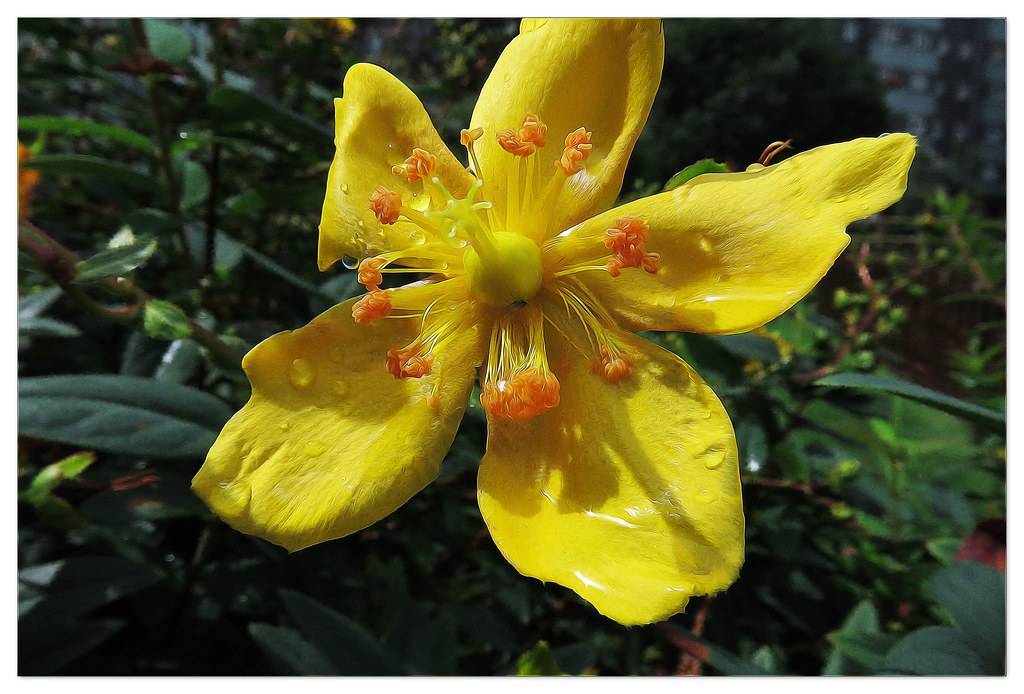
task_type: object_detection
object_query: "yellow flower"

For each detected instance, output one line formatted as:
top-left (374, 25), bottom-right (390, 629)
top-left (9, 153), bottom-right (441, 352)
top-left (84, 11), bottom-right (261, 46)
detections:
top-left (18, 141), bottom-right (41, 219)
top-left (192, 18), bottom-right (915, 625)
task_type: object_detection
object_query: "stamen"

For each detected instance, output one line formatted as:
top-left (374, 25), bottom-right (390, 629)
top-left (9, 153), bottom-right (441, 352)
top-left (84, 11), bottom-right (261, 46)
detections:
top-left (480, 306), bottom-right (560, 421)
top-left (591, 345), bottom-right (633, 383)
top-left (386, 343), bottom-right (434, 379)
top-left (383, 297), bottom-right (468, 379)
top-left (556, 127), bottom-right (593, 175)
top-left (758, 139), bottom-right (793, 166)
top-left (352, 290), bottom-right (392, 323)
top-left (358, 257), bottom-right (387, 291)
top-left (519, 113), bottom-right (547, 147)
top-left (481, 369), bottom-right (560, 421)
top-left (461, 127), bottom-right (485, 180)
top-left (497, 130), bottom-right (536, 157)
top-left (604, 217), bottom-right (660, 276)
top-left (392, 148), bottom-right (437, 182)
top-left (368, 186), bottom-right (402, 225)
top-left (496, 112), bottom-right (548, 157)
top-left (554, 279), bottom-right (638, 384)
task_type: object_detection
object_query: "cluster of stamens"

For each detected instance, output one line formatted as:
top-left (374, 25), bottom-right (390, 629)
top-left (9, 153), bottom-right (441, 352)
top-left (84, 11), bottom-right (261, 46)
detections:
top-left (604, 217), bottom-right (660, 277)
top-left (345, 112), bottom-right (626, 407)
top-left (386, 342), bottom-right (434, 379)
top-left (481, 369), bottom-right (560, 421)
top-left (591, 345), bottom-right (634, 383)
top-left (556, 127), bottom-right (593, 174)
top-left (497, 112), bottom-right (548, 157)
top-left (352, 290), bottom-right (392, 323)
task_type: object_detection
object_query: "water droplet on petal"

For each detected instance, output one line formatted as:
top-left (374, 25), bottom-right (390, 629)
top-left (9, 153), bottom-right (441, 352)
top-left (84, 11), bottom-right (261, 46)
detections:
top-left (341, 255), bottom-right (360, 270)
top-left (288, 358), bottom-right (316, 388)
top-left (695, 488), bottom-right (717, 504)
top-left (698, 445), bottom-right (727, 470)
top-left (341, 183), bottom-right (349, 195)
top-left (303, 441), bottom-right (327, 457)
top-left (698, 236), bottom-right (714, 254)
top-left (279, 421), bottom-right (291, 431)
top-left (332, 380), bottom-right (347, 396)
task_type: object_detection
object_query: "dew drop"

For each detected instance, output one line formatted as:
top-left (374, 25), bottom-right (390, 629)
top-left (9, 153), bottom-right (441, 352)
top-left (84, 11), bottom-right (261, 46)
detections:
top-left (303, 441), bottom-right (327, 457)
top-left (217, 481), bottom-right (230, 489)
top-left (332, 380), bottom-right (347, 396)
top-left (279, 421), bottom-right (291, 431)
top-left (288, 358), bottom-right (317, 388)
top-left (698, 445), bottom-right (727, 470)
top-left (695, 488), bottom-right (717, 504)
top-left (341, 255), bottom-right (360, 270)
top-left (341, 183), bottom-right (350, 195)
top-left (698, 236), bottom-right (714, 254)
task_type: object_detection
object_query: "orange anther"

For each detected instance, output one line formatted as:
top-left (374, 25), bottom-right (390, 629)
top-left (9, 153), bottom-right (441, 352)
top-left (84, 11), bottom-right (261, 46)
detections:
top-left (357, 257), bottom-right (387, 292)
top-left (556, 127), bottom-right (593, 175)
top-left (481, 368), bottom-right (560, 421)
top-left (604, 217), bottom-right (659, 276)
top-left (392, 147), bottom-right (437, 182)
top-left (368, 186), bottom-right (402, 225)
top-left (460, 127), bottom-right (484, 146)
top-left (518, 112), bottom-right (547, 147)
top-left (386, 343), bottom-right (434, 379)
top-left (591, 346), bottom-right (633, 383)
top-left (352, 290), bottom-right (392, 323)
top-left (497, 129), bottom-right (536, 157)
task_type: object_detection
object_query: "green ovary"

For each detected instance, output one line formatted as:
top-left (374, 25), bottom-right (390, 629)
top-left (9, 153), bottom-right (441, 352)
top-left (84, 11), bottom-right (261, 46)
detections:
top-left (464, 231), bottom-right (543, 307)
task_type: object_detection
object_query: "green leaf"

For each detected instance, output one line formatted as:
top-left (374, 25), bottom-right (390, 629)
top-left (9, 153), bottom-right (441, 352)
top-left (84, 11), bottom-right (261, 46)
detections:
top-left (209, 86), bottom-right (332, 146)
top-left (143, 300), bottom-right (193, 340)
top-left (19, 556), bottom-right (160, 623)
top-left (18, 618), bottom-right (123, 675)
top-left (18, 286), bottom-right (63, 319)
top-left (155, 339), bottom-right (203, 383)
top-left (882, 626), bottom-right (987, 675)
top-left (18, 375), bottom-right (232, 458)
top-left (515, 640), bottom-right (563, 675)
top-left (925, 537), bottom-right (963, 564)
top-left (248, 624), bottom-right (336, 675)
top-left (823, 600), bottom-right (884, 674)
top-left (143, 19), bottom-right (193, 63)
top-left (18, 115), bottom-right (155, 151)
top-left (928, 561), bottom-right (1005, 672)
top-left (21, 451), bottom-right (96, 505)
top-left (815, 372), bottom-right (1005, 426)
top-left (21, 154), bottom-right (155, 191)
top-left (279, 590), bottom-right (405, 675)
top-left (74, 239), bottom-right (157, 282)
top-left (664, 158), bottom-right (729, 190)
top-left (19, 317), bottom-right (80, 338)
top-left (827, 631), bottom-right (898, 671)
top-left (178, 159), bottom-right (210, 210)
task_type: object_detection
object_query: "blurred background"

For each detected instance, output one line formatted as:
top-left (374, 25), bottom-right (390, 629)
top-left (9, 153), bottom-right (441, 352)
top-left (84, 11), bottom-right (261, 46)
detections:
top-left (17, 18), bottom-right (1005, 676)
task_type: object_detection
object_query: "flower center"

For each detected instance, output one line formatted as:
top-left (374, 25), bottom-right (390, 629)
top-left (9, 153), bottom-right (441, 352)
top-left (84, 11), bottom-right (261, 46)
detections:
top-left (463, 232), bottom-right (543, 307)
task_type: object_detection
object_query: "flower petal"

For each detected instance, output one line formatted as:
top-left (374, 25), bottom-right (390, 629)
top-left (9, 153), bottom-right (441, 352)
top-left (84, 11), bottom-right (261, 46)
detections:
top-left (318, 63), bottom-right (475, 270)
top-left (548, 134), bottom-right (917, 334)
top-left (470, 19), bottom-right (663, 240)
top-left (192, 282), bottom-right (485, 552)
top-left (477, 308), bottom-right (743, 625)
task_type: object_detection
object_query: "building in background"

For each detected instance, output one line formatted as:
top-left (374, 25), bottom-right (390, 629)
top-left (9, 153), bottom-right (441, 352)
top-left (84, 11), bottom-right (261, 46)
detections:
top-left (841, 18), bottom-right (1006, 197)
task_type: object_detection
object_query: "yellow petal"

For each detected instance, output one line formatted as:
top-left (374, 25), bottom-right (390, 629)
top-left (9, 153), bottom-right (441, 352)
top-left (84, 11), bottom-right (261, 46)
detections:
top-left (470, 19), bottom-right (663, 240)
top-left (192, 281), bottom-right (485, 552)
top-left (318, 63), bottom-right (475, 270)
top-left (477, 305), bottom-right (743, 625)
top-left (548, 134), bottom-right (917, 334)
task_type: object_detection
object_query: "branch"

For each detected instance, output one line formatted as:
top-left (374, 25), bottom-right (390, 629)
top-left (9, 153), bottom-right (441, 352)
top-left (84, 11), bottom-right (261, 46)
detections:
top-left (19, 222), bottom-right (244, 370)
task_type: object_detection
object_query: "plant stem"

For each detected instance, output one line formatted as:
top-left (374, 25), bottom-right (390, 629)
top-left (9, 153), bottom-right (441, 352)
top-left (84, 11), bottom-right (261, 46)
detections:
top-left (18, 222), bottom-right (243, 370)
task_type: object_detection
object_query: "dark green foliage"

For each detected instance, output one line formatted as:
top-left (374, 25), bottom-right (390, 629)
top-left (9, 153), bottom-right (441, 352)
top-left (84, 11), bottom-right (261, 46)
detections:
top-left (17, 18), bottom-right (1004, 676)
